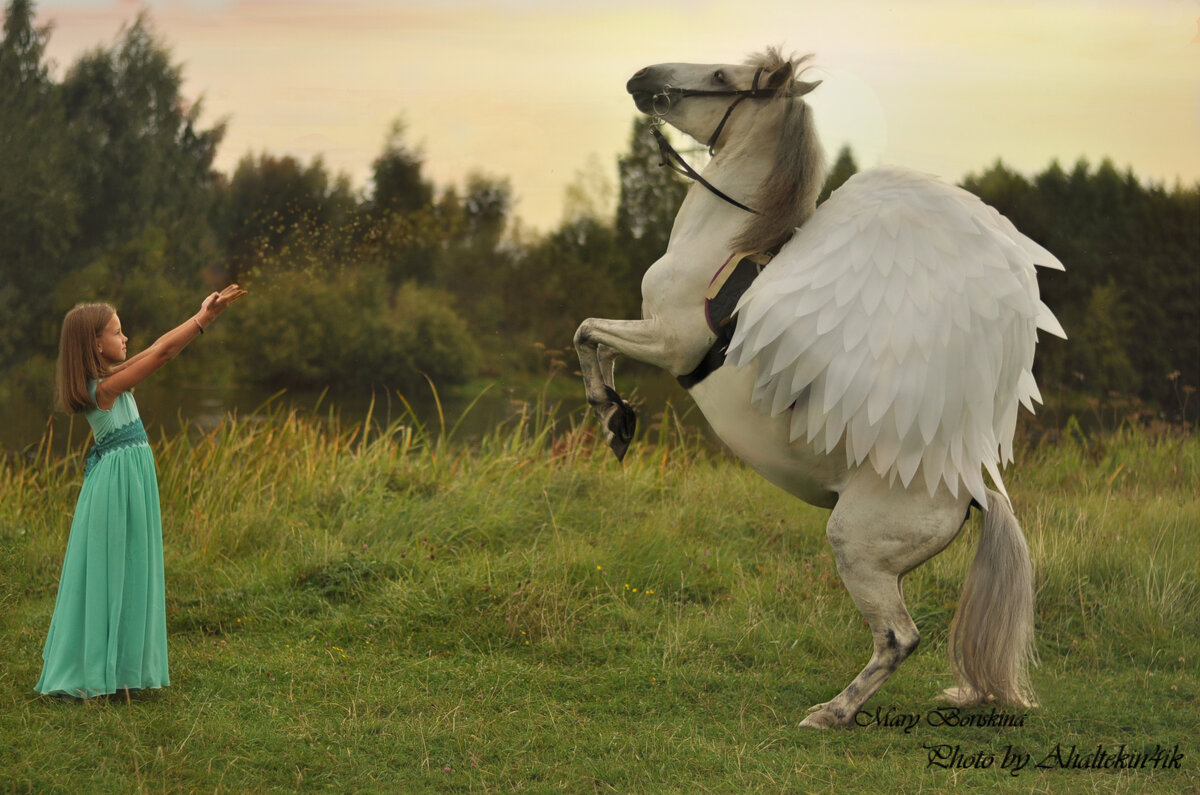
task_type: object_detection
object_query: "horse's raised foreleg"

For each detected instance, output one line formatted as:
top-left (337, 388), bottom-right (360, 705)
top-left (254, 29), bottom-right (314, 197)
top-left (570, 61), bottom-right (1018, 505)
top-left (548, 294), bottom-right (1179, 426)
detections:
top-left (800, 470), bottom-right (970, 729)
top-left (574, 317), bottom-right (696, 460)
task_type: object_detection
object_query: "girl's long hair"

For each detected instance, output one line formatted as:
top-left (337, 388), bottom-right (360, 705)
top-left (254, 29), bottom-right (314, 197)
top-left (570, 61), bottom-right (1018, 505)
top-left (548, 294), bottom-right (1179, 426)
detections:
top-left (55, 303), bottom-right (116, 414)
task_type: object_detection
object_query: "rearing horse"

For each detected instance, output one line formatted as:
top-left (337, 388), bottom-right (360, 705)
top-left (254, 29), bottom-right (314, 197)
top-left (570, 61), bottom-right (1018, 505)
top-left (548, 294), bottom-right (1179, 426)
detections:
top-left (574, 48), bottom-right (1065, 729)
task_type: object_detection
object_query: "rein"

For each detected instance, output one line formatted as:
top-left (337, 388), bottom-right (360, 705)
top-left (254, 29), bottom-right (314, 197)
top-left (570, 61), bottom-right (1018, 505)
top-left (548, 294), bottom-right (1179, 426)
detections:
top-left (649, 66), bottom-right (774, 215)
top-left (651, 127), bottom-right (758, 215)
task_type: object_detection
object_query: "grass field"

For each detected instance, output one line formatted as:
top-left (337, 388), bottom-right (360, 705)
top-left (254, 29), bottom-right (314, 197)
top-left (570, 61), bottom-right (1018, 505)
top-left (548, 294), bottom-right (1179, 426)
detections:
top-left (1, 390), bottom-right (1197, 793)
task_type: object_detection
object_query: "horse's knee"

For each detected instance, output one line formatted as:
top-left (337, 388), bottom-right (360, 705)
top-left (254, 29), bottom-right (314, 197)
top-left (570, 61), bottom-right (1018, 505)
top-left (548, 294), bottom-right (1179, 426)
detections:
top-left (573, 320), bottom-right (595, 349)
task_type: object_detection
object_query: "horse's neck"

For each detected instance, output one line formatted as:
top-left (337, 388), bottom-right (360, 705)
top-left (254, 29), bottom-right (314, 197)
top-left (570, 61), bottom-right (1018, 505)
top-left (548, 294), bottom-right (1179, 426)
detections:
top-left (642, 147), bottom-right (772, 320)
top-left (668, 139), bottom-right (773, 253)
top-left (669, 187), bottom-right (746, 248)
top-left (643, 118), bottom-right (778, 319)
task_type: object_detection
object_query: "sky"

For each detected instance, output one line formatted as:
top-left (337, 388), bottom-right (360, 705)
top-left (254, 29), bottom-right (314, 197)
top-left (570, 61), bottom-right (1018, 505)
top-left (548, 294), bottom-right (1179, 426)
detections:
top-left (33, 0), bottom-right (1200, 232)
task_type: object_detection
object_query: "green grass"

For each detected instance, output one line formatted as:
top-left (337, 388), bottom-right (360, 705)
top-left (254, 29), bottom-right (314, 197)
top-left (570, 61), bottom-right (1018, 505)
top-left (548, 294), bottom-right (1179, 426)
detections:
top-left (1, 393), bottom-right (1197, 793)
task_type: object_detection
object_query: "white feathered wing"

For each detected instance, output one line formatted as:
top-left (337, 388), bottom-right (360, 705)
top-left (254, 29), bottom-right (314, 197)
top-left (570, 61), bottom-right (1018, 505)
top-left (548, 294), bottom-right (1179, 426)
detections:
top-left (726, 167), bottom-right (1066, 506)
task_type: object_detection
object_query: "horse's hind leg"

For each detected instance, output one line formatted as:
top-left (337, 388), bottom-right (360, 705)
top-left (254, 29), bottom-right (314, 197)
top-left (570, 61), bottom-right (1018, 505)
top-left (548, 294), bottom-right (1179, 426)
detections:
top-left (800, 471), bottom-right (970, 729)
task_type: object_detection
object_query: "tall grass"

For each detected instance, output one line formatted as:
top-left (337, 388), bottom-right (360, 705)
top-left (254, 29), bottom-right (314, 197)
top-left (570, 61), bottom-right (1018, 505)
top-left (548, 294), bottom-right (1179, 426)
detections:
top-left (1, 392), bottom-right (1197, 793)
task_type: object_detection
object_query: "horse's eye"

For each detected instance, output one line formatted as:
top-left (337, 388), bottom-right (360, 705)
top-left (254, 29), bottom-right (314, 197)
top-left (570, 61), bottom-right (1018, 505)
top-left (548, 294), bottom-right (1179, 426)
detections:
top-left (713, 70), bottom-right (725, 84)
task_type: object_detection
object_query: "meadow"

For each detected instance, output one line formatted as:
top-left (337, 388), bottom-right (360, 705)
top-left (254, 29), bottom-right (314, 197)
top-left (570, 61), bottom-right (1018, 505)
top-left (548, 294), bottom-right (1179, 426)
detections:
top-left (1, 388), bottom-right (1197, 793)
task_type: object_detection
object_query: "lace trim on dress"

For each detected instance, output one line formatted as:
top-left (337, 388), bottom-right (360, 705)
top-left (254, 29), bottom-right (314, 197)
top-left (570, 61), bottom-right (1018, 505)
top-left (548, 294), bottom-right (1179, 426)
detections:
top-left (84, 418), bottom-right (149, 477)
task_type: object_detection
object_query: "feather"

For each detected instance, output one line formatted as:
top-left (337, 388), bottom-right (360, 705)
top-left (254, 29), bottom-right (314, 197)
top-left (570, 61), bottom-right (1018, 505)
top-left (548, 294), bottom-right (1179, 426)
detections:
top-left (896, 426), bottom-right (925, 488)
top-left (892, 357), bottom-right (927, 441)
top-left (890, 307), bottom-right (917, 363)
top-left (918, 361), bottom-right (946, 444)
top-left (907, 266), bottom-right (931, 314)
top-left (868, 415), bottom-right (902, 477)
top-left (920, 428), bottom-right (950, 496)
top-left (823, 343), bottom-right (871, 414)
top-left (867, 308), bottom-right (896, 360)
top-left (1036, 300), bottom-right (1068, 338)
top-left (1018, 369), bottom-right (1041, 410)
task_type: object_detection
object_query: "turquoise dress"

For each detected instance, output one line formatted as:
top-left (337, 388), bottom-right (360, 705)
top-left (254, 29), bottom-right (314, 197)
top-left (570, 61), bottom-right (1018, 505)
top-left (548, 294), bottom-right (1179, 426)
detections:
top-left (36, 382), bottom-right (169, 698)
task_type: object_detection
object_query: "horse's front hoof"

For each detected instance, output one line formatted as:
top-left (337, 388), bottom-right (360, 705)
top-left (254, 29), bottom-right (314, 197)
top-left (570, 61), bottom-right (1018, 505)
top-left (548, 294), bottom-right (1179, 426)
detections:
top-left (604, 387), bottom-right (637, 462)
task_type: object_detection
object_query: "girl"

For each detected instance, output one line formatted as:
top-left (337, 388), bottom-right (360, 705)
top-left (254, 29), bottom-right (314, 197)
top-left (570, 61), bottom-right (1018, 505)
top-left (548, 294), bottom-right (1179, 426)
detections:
top-left (36, 284), bottom-right (247, 699)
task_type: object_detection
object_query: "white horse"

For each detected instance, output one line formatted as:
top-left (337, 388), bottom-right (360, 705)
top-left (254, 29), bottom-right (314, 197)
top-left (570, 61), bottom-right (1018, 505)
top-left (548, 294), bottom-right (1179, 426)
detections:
top-left (574, 48), bottom-right (1066, 729)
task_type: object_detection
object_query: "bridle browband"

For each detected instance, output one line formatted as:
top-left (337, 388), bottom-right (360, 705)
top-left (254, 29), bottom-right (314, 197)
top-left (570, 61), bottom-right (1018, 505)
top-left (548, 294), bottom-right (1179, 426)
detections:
top-left (649, 66), bottom-right (774, 215)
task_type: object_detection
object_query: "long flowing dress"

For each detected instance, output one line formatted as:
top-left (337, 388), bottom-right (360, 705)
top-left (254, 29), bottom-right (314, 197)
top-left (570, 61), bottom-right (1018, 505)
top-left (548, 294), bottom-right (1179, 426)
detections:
top-left (35, 381), bottom-right (169, 698)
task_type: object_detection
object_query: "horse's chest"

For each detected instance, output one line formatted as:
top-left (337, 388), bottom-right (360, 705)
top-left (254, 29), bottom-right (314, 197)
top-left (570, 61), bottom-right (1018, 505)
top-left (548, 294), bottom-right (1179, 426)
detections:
top-left (640, 255), bottom-right (707, 315)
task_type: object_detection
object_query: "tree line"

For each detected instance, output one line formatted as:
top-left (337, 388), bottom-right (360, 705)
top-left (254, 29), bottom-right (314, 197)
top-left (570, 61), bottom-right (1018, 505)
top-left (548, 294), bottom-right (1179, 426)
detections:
top-left (2, 1), bottom-right (1196, 423)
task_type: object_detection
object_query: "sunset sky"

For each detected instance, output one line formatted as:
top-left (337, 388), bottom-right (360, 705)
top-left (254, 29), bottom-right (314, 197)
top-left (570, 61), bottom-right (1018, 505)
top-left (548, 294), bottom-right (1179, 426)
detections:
top-left (34, 0), bottom-right (1200, 232)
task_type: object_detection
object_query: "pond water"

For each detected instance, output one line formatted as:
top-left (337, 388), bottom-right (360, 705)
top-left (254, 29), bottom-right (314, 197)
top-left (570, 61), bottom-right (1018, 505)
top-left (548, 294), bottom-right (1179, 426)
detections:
top-left (1, 369), bottom-right (703, 459)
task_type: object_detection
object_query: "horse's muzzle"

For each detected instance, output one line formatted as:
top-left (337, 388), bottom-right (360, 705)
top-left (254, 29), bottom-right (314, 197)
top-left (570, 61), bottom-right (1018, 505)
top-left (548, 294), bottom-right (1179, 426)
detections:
top-left (627, 68), bottom-right (664, 113)
top-left (630, 91), bottom-right (656, 113)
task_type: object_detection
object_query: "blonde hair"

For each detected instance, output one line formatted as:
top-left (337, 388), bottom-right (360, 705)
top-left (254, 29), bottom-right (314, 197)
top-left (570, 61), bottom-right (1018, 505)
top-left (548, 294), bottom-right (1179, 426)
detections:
top-left (55, 302), bottom-right (116, 414)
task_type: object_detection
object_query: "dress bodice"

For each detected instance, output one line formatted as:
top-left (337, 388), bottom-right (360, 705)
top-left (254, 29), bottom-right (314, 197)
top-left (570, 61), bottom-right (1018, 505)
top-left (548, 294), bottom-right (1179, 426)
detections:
top-left (85, 380), bottom-right (142, 442)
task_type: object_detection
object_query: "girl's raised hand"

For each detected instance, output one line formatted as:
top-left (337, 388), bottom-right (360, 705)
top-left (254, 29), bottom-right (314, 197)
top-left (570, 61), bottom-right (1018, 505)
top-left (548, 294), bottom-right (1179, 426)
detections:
top-left (200, 284), bottom-right (248, 321)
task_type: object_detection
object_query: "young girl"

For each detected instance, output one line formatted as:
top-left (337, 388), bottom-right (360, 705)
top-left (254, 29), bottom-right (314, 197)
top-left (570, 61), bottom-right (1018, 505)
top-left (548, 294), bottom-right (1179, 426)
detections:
top-left (36, 285), bottom-right (247, 699)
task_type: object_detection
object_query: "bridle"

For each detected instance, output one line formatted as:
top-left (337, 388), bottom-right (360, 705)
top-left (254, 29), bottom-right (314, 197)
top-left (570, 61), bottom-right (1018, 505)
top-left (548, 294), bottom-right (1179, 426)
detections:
top-left (649, 66), bottom-right (774, 215)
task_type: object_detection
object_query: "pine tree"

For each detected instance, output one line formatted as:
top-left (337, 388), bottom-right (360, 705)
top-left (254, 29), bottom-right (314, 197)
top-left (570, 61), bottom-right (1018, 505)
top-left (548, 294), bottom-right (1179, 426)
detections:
top-left (818, 145), bottom-right (858, 204)
top-left (0, 0), bottom-right (78, 365)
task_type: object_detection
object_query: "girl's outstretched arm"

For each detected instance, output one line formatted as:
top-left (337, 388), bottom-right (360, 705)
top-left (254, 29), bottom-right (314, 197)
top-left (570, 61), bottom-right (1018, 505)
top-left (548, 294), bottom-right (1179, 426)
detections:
top-left (96, 285), bottom-right (247, 409)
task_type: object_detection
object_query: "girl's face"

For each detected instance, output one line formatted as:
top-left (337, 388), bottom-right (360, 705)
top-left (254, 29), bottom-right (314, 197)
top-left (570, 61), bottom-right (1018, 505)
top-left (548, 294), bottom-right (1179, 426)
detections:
top-left (97, 313), bottom-right (128, 365)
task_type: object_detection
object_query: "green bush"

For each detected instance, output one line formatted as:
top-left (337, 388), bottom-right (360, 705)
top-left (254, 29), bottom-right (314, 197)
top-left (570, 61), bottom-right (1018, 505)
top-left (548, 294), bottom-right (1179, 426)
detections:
top-left (388, 281), bottom-right (482, 387)
top-left (229, 267), bottom-right (479, 391)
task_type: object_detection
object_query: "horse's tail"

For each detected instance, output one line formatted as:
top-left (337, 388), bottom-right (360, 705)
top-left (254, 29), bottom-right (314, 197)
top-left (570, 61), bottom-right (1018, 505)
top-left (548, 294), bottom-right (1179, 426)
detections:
top-left (946, 489), bottom-right (1037, 708)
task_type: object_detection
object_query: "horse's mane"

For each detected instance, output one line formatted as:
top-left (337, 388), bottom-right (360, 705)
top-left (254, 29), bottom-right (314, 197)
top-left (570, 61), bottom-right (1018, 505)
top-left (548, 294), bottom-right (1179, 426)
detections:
top-left (730, 48), bottom-right (826, 255)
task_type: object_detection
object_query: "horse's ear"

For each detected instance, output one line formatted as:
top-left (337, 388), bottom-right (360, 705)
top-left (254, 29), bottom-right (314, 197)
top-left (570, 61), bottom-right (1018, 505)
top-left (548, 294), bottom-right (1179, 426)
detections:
top-left (766, 61), bottom-right (794, 91)
top-left (793, 79), bottom-right (822, 97)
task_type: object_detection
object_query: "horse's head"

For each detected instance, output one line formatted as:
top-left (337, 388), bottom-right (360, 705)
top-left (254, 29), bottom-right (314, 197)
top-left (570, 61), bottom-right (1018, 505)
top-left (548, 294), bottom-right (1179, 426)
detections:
top-left (626, 49), bottom-right (820, 152)
top-left (627, 48), bottom-right (826, 254)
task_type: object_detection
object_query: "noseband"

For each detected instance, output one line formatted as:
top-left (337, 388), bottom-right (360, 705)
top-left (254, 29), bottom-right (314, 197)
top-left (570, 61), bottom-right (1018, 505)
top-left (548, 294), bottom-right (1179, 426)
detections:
top-left (649, 67), bottom-right (772, 214)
